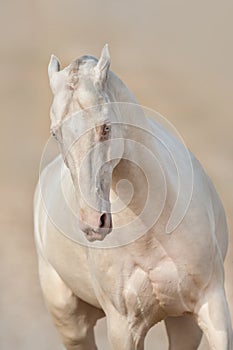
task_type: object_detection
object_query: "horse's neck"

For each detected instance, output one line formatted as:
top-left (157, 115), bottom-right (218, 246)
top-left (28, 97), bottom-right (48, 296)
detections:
top-left (108, 74), bottom-right (194, 234)
top-left (108, 72), bottom-right (162, 214)
top-left (107, 71), bottom-right (138, 104)
top-left (107, 70), bottom-right (152, 135)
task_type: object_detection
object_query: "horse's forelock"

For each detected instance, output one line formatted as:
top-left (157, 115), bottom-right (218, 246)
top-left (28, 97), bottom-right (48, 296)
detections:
top-left (67, 55), bottom-right (98, 85)
top-left (77, 55), bottom-right (98, 65)
top-left (65, 56), bottom-right (97, 91)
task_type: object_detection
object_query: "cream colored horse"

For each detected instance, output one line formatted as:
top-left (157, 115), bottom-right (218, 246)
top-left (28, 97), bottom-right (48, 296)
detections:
top-left (34, 45), bottom-right (232, 349)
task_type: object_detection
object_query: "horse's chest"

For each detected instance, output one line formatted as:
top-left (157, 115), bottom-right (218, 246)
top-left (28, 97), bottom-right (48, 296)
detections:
top-left (121, 260), bottom-right (196, 321)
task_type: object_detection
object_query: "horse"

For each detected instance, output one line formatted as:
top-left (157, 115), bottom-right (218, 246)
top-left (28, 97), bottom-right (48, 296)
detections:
top-left (34, 44), bottom-right (232, 349)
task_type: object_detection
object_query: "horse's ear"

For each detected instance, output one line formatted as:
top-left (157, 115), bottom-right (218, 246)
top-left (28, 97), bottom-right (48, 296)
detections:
top-left (95, 44), bottom-right (110, 84)
top-left (48, 55), bottom-right (60, 93)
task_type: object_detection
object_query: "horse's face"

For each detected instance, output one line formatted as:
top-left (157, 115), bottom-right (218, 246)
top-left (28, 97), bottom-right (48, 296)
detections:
top-left (48, 45), bottom-right (124, 241)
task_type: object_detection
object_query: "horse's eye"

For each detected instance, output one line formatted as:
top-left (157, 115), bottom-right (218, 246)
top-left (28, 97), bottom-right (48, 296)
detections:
top-left (103, 124), bottom-right (111, 134)
top-left (51, 130), bottom-right (58, 140)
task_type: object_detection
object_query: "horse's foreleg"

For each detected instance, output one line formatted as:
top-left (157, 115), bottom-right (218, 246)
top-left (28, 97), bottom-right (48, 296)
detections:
top-left (105, 308), bottom-right (146, 350)
top-left (97, 266), bottom-right (161, 350)
top-left (165, 314), bottom-right (202, 350)
top-left (38, 257), bottom-right (104, 350)
top-left (195, 285), bottom-right (232, 350)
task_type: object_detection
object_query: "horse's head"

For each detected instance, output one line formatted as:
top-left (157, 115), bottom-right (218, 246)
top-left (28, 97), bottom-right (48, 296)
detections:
top-left (48, 45), bottom-right (124, 241)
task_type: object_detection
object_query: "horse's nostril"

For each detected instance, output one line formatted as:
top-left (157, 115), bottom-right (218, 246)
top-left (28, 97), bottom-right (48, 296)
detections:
top-left (99, 213), bottom-right (107, 228)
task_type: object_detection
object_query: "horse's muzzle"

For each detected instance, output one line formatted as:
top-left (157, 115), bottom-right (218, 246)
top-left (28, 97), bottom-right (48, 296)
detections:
top-left (79, 212), bottom-right (112, 242)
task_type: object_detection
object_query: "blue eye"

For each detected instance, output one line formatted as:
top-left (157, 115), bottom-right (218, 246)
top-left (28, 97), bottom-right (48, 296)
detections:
top-left (103, 125), bottom-right (110, 133)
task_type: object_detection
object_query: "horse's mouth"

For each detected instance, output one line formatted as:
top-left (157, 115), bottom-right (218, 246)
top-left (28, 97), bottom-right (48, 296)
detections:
top-left (84, 228), bottom-right (112, 242)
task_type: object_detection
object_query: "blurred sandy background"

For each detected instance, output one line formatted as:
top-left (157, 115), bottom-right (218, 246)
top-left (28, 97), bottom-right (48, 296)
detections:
top-left (0, 0), bottom-right (232, 349)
